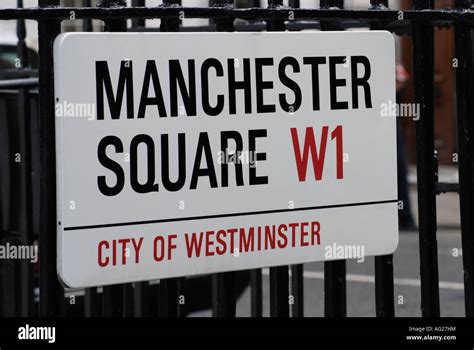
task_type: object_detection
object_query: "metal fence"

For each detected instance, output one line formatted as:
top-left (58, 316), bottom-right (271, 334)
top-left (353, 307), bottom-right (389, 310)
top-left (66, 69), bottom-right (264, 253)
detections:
top-left (0, 0), bottom-right (473, 318)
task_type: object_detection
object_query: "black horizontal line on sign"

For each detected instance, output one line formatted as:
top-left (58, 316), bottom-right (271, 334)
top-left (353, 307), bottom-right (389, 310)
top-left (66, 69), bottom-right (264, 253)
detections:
top-left (63, 199), bottom-right (398, 231)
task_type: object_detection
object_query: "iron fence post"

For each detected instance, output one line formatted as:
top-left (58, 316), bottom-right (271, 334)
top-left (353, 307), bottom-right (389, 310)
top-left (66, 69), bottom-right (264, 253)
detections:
top-left (38, 0), bottom-right (63, 318)
top-left (411, 0), bottom-right (440, 317)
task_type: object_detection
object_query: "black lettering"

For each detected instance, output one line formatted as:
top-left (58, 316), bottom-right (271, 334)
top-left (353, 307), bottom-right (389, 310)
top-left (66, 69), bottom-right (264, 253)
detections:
top-left (351, 55), bottom-right (372, 108)
top-left (96, 60), bottom-right (134, 120)
top-left (130, 134), bottom-right (159, 193)
top-left (190, 132), bottom-right (218, 189)
top-left (161, 134), bottom-right (186, 192)
top-left (169, 59), bottom-right (197, 117)
top-left (97, 136), bottom-right (125, 196)
top-left (303, 57), bottom-right (326, 111)
top-left (220, 131), bottom-right (244, 187)
top-left (255, 57), bottom-right (276, 114)
top-left (228, 58), bottom-right (252, 115)
top-left (201, 58), bottom-right (225, 116)
top-left (137, 60), bottom-right (167, 118)
top-left (279, 56), bottom-right (302, 113)
top-left (249, 129), bottom-right (268, 185)
top-left (329, 56), bottom-right (349, 110)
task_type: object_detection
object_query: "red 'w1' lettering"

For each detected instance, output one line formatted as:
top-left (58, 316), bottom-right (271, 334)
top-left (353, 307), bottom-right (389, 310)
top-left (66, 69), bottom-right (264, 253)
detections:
top-left (290, 125), bottom-right (344, 182)
top-left (185, 232), bottom-right (204, 258)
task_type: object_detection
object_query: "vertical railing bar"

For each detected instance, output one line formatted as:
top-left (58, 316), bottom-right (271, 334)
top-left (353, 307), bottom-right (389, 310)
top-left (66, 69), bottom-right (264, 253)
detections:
top-left (210, 0), bottom-right (237, 317)
top-left (320, 0), bottom-right (347, 318)
top-left (209, 0), bottom-right (236, 318)
top-left (454, 0), bottom-right (474, 317)
top-left (369, 3), bottom-right (395, 318)
top-left (250, 269), bottom-right (262, 317)
top-left (123, 283), bottom-right (134, 317)
top-left (290, 264), bottom-right (303, 317)
top-left (177, 277), bottom-right (186, 317)
top-left (133, 282), bottom-right (150, 317)
top-left (82, 0), bottom-right (93, 32)
top-left (374, 255), bottom-right (395, 317)
top-left (212, 272), bottom-right (236, 317)
top-left (370, 0), bottom-right (388, 9)
top-left (99, 0), bottom-right (127, 318)
top-left (100, 0), bottom-right (128, 32)
top-left (38, 0), bottom-right (63, 318)
top-left (160, 0), bottom-right (181, 32)
top-left (156, 0), bottom-right (182, 318)
top-left (84, 288), bottom-right (100, 317)
top-left (82, 2), bottom-right (99, 316)
top-left (158, 278), bottom-right (178, 317)
top-left (15, 0), bottom-right (35, 317)
top-left (269, 266), bottom-right (289, 317)
top-left (324, 261), bottom-right (346, 317)
top-left (320, 0), bottom-right (344, 9)
top-left (266, 0), bottom-right (286, 31)
top-left (289, 0), bottom-right (300, 8)
top-left (264, 0), bottom-right (289, 318)
top-left (16, 85), bottom-right (33, 317)
top-left (131, 0), bottom-right (146, 29)
top-left (102, 285), bottom-right (123, 317)
top-left (411, 0), bottom-right (440, 317)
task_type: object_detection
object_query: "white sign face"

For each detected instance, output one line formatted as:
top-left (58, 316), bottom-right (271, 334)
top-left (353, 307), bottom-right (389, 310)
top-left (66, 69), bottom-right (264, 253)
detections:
top-left (54, 31), bottom-right (398, 288)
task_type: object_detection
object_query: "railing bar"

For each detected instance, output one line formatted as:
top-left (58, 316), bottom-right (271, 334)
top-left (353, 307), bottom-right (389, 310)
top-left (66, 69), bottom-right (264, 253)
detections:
top-left (38, 0), bottom-right (63, 318)
top-left (250, 269), bottom-right (262, 317)
top-left (84, 288), bottom-right (100, 317)
top-left (454, 0), bottom-right (474, 317)
top-left (265, 0), bottom-right (289, 319)
top-left (102, 285), bottom-right (123, 317)
top-left (320, 0), bottom-right (347, 319)
top-left (374, 255), bottom-right (395, 317)
top-left (99, 0), bottom-right (128, 318)
top-left (82, 0), bottom-right (93, 32)
top-left (0, 7), bottom-right (469, 22)
top-left (158, 278), bottom-right (179, 317)
top-left (131, 0), bottom-right (145, 29)
top-left (369, 9), bottom-right (395, 318)
top-left (411, 0), bottom-right (440, 318)
top-left (290, 264), bottom-right (304, 317)
top-left (155, 0), bottom-right (182, 319)
top-left (208, 0), bottom-right (237, 319)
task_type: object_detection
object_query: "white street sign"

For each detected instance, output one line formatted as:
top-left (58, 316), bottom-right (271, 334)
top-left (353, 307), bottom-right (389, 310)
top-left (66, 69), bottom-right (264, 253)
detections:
top-left (54, 31), bottom-right (398, 288)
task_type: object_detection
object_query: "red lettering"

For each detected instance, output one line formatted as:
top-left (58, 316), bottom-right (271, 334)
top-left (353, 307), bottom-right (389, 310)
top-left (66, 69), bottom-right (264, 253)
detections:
top-left (153, 236), bottom-right (165, 262)
top-left (300, 222), bottom-right (309, 247)
top-left (289, 222), bottom-right (299, 247)
top-left (205, 231), bottom-right (215, 257)
top-left (118, 238), bottom-right (130, 265)
top-left (311, 221), bottom-right (321, 245)
top-left (112, 239), bottom-right (117, 265)
top-left (185, 232), bottom-right (204, 258)
top-left (216, 230), bottom-right (227, 255)
top-left (290, 126), bottom-right (328, 181)
top-left (168, 234), bottom-right (177, 260)
top-left (331, 125), bottom-right (344, 179)
top-left (132, 237), bottom-right (143, 264)
top-left (277, 224), bottom-right (288, 249)
top-left (239, 227), bottom-right (254, 253)
top-left (264, 225), bottom-right (275, 250)
top-left (98, 240), bottom-right (109, 267)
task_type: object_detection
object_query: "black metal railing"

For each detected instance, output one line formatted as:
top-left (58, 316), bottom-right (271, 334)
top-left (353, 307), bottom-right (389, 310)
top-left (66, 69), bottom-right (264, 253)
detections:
top-left (0, 0), bottom-right (473, 319)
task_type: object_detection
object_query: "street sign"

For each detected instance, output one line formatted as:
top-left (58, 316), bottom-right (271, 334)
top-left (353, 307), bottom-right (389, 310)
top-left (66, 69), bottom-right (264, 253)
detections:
top-left (54, 31), bottom-right (398, 288)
